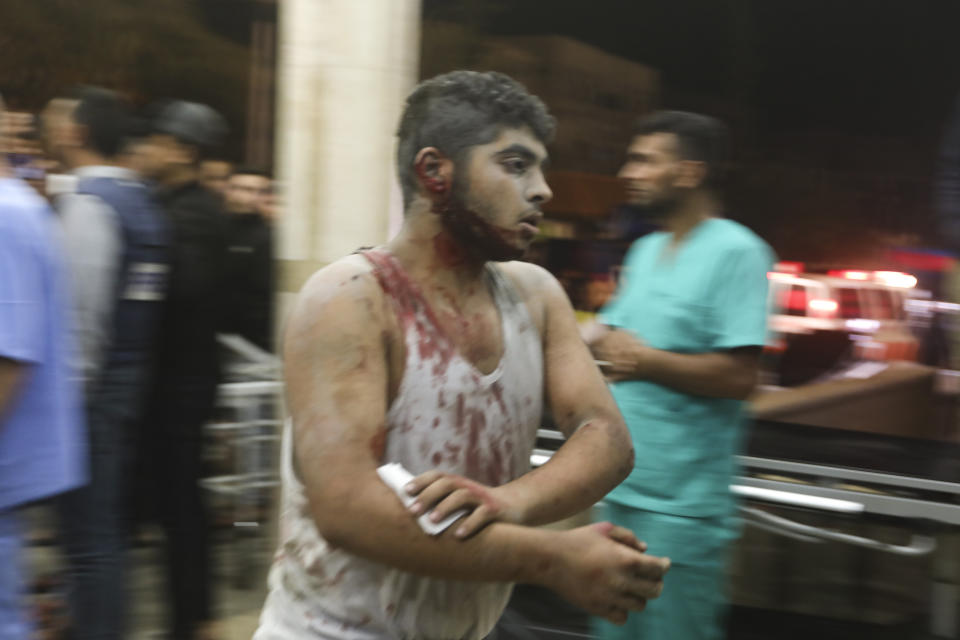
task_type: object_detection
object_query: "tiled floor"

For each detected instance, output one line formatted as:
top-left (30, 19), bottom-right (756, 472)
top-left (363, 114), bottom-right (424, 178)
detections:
top-left (126, 532), bottom-right (271, 640)
top-left (26, 512), bottom-right (275, 640)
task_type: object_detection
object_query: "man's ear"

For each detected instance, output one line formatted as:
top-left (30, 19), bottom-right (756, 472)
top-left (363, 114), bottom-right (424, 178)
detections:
top-left (676, 159), bottom-right (707, 189)
top-left (66, 121), bottom-right (88, 149)
top-left (414, 147), bottom-right (454, 196)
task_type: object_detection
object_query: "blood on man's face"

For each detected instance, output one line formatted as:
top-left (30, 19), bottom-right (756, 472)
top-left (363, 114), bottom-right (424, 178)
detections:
top-left (438, 127), bottom-right (552, 263)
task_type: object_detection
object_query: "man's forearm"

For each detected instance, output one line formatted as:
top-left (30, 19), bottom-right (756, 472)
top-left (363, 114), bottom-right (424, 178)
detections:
top-left (497, 419), bottom-right (632, 526)
top-left (312, 471), bottom-right (561, 585)
top-left (630, 348), bottom-right (756, 399)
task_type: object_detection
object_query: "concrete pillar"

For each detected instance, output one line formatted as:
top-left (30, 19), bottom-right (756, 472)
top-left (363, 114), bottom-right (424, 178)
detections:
top-left (275, 0), bottom-right (421, 295)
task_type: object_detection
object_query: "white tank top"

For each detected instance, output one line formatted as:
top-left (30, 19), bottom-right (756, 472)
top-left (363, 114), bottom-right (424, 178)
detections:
top-left (255, 249), bottom-right (543, 640)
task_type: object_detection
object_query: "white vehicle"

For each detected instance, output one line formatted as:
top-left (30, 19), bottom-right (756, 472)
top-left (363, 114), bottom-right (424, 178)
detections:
top-left (766, 267), bottom-right (920, 384)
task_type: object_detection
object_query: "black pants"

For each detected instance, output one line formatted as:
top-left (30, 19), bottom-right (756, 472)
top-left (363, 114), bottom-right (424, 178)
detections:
top-left (138, 385), bottom-right (216, 640)
top-left (159, 432), bottom-right (211, 638)
top-left (59, 365), bottom-right (145, 640)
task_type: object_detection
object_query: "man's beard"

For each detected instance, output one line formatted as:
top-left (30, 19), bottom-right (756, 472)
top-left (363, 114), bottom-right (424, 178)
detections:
top-left (630, 192), bottom-right (680, 221)
top-left (436, 176), bottom-right (527, 263)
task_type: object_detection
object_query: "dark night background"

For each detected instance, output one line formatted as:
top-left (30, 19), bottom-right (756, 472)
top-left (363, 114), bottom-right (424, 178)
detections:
top-left (3, 0), bottom-right (960, 267)
top-left (424, 0), bottom-right (960, 267)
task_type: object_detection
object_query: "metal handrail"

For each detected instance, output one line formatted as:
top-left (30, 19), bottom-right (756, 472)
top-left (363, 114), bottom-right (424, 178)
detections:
top-left (740, 506), bottom-right (937, 556)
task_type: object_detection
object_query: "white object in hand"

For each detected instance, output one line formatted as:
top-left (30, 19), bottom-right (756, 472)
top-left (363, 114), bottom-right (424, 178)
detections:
top-left (377, 463), bottom-right (469, 536)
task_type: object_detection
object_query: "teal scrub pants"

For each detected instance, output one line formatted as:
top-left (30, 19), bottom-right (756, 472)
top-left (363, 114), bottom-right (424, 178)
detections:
top-left (592, 501), bottom-right (738, 640)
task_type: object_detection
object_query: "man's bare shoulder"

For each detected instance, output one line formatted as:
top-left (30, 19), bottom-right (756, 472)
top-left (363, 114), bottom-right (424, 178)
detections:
top-left (496, 260), bottom-right (566, 302)
top-left (296, 253), bottom-right (381, 302)
top-left (287, 253), bottom-right (386, 341)
top-left (494, 261), bottom-right (573, 335)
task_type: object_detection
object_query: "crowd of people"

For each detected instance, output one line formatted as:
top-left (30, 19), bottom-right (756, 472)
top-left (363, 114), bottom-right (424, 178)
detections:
top-left (3, 69), bottom-right (774, 640)
top-left (0, 87), bottom-right (276, 639)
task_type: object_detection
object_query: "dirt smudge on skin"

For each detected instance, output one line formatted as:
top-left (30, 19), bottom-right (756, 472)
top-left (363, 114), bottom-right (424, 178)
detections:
top-left (368, 424), bottom-right (389, 461)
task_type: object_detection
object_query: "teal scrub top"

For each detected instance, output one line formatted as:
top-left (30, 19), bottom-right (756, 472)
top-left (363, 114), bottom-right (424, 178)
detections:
top-left (599, 218), bottom-right (774, 517)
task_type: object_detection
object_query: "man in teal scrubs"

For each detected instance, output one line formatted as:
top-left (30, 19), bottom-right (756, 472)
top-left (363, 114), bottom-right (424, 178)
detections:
top-left (587, 111), bottom-right (775, 639)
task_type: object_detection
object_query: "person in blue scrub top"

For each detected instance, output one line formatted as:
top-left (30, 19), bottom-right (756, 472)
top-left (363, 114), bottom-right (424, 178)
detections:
top-left (585, 111), bottom-right (775, 640)
top-left (0, 94), bottom-right (86, 639)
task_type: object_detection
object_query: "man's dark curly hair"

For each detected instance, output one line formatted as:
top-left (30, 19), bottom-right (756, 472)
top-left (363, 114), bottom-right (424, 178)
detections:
top-left (396, 70), bottom-right (556, 206)
top-left (70, 86), bottom-right (130, 158)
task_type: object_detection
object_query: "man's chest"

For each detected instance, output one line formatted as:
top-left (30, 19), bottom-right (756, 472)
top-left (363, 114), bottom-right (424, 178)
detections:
top-left (383, 296), bottom-right (506, 400)
top-left (624, 257), bottom-right (720, 352)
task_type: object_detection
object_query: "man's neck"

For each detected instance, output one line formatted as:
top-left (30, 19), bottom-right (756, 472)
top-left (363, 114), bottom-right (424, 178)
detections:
top-left (65, 148), bottom-right (111, 170)
top-left (662, 190), bottom-right (718, 244)
top-left (386, 201), bottom-right (490, 296)
top-left (160, 164), bottom-right (197, 190)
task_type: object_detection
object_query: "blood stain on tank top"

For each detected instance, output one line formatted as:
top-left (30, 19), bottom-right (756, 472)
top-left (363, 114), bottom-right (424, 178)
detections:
top-left (464, 409), bottom-right (486, 479)
top-left (417, 324), bottom-right (455, 377)
top-left (443, 441), bottom-right (462, 463)
top-left (487, 441), bottom-right (505, 485)
top-left (490, 381), bottom-right (508, 416)
top-left (454, 394), bottom-right (465, 432)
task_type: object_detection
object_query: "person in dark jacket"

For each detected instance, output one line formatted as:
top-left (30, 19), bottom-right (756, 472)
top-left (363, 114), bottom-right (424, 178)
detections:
top-left (138, 100), bottom-right (229, 640)
top-left (222, 165), bottom-right (275, 351)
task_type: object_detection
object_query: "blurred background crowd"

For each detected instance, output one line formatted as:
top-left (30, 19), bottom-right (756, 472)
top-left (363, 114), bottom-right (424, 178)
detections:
top-left (3, 1), bottom-right (960, 639)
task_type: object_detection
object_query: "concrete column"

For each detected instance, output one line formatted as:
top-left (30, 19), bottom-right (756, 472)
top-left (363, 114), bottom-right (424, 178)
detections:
top-left (275, 0), bottom-right (421, 294)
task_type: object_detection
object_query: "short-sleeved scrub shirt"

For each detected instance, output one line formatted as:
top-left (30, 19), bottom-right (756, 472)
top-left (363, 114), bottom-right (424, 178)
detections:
top-left (0, 177), bottom-right (85, 512)
top-left (599, 217), bottom-right (775, 519)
